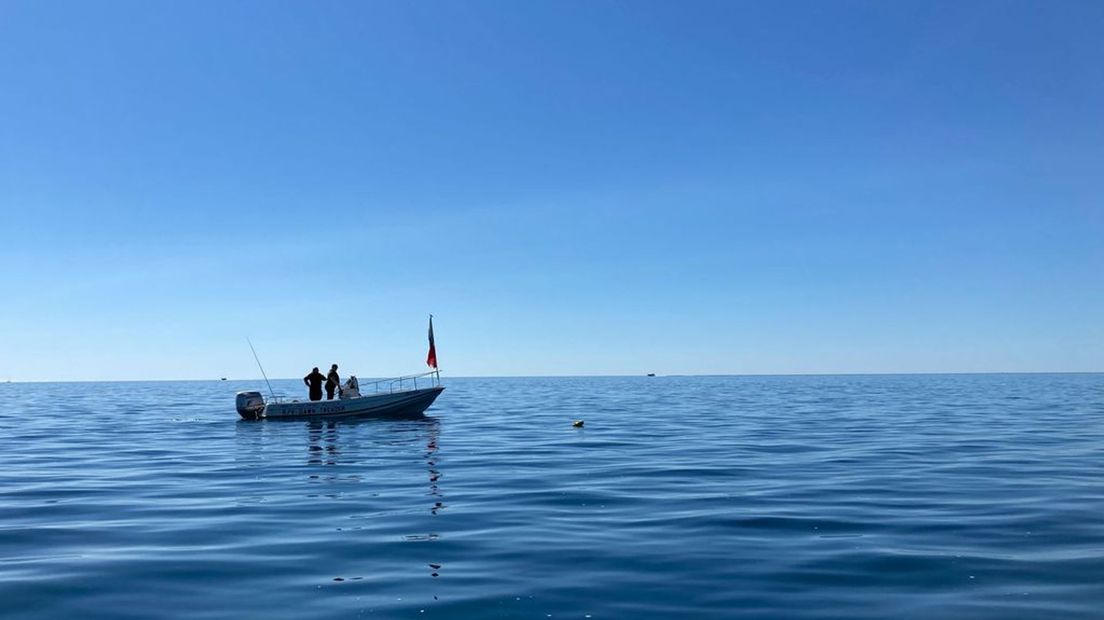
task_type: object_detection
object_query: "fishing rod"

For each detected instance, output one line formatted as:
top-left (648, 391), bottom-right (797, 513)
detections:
top-left (246, 337), bottom-right (276, 400)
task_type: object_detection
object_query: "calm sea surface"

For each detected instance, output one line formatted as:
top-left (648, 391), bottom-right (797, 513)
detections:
top-left (2, 374), bottom-right (1103, 619)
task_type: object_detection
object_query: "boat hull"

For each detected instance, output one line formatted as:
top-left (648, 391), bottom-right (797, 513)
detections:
top-left (242, 386), bottom-right (444, 421)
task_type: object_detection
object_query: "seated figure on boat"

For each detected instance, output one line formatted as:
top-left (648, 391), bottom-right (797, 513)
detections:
top-left (339, 376), bottom-right (361, 399)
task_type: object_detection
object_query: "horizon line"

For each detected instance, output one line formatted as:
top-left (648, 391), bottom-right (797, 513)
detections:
top-left (3, 370), bottom-right (1102, 384)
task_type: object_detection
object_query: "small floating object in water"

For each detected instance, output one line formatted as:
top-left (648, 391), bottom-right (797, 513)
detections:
top-left (573, 420), bottom-right (584, 428)
top-left (647, 373), bottom-right (656, 377)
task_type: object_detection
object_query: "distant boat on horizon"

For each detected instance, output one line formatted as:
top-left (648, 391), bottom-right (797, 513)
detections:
top-left (647, 373), bottom-right (656, 377)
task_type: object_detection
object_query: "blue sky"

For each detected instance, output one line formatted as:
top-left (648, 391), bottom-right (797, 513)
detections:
top-left (1, 1), bottom-right (1101, 381)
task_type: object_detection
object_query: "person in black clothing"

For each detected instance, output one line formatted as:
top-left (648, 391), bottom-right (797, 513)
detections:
top-left (326, 364), bottom-right (340, 400)
top-left (303, 367), bottom-right (325, 401)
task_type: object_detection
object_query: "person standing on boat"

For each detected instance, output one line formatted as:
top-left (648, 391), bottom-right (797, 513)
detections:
top-left (325, 364), bottom-right (340, 400)
top-left (303, 367), bottom-right (325, 402)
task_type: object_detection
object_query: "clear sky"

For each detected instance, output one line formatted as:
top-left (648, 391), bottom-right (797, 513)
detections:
top-left (1, 1), bottom-right (1101, 381)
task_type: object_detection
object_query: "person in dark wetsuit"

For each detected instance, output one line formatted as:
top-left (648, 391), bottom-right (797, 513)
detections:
top-left (303, 367), bottom-right (325, 401)
top-left (325, 364), bottom-right (340, 400)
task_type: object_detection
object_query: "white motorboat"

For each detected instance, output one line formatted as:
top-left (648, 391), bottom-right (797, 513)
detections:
top-left (236, 372), bottom-right (443, 421)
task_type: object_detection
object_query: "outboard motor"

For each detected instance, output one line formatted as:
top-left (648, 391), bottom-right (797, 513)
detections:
top-left (236, 391), bottom-right (266, 420)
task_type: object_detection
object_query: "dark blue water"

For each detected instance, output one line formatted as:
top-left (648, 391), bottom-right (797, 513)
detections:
top-left (2, 374), bottom-right (1103, 618)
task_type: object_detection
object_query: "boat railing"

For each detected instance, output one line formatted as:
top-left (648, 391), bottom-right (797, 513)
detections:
top-left (258, 370), bottom-right (440, 404)
top-left (367, 370), bottom-right (441, 394)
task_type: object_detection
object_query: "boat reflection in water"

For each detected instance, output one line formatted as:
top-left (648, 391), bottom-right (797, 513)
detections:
top-left (306, 420), bottom-right (341, 467)
top-left (301, 416), bottom-right (446, 588)
top-left (233, 410), bottom-right (446, 592)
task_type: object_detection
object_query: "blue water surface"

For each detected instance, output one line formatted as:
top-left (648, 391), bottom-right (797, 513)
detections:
top-left (1, 374), bottom-right (1103, 619)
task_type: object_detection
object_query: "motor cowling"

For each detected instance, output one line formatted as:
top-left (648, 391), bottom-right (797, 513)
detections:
top-left (236, 391), bottom-right (266, 420)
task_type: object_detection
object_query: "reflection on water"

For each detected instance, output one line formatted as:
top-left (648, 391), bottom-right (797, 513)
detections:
top-left (11, 376), bottom-right (1103, 619)
top-left (231, 413), bottom-right (447, 589)
top-left (426, 422), bottom-right (443, 515)
top-left (307, 420), bottom-right (340, 466)
top-left (300, 416), bottom-right (445, 589)
top-left (424, 420), bottom-right (443, 588)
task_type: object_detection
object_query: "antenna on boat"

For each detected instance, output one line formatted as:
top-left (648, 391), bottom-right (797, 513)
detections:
top-left (246, 337), bottom-right (276, 400)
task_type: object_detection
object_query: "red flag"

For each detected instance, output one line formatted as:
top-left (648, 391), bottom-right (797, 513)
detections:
top-left (426, 315), bottom-right (438, 369)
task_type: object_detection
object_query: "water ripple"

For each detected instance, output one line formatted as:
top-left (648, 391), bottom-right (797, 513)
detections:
top-left (0, 374), bottom-right (1102, 618)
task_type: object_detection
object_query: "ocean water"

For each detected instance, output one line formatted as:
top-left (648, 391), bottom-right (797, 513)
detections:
top-left (1, 374), bottom-right (1103, 619)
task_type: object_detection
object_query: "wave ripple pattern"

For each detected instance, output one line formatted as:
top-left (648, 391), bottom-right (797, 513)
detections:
top-left (1, 374), bottom-right (1102, 619)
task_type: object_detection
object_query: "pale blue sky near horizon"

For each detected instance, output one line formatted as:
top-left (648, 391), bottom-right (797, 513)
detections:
top-left (1, 1), bottom-right (1102, 381)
